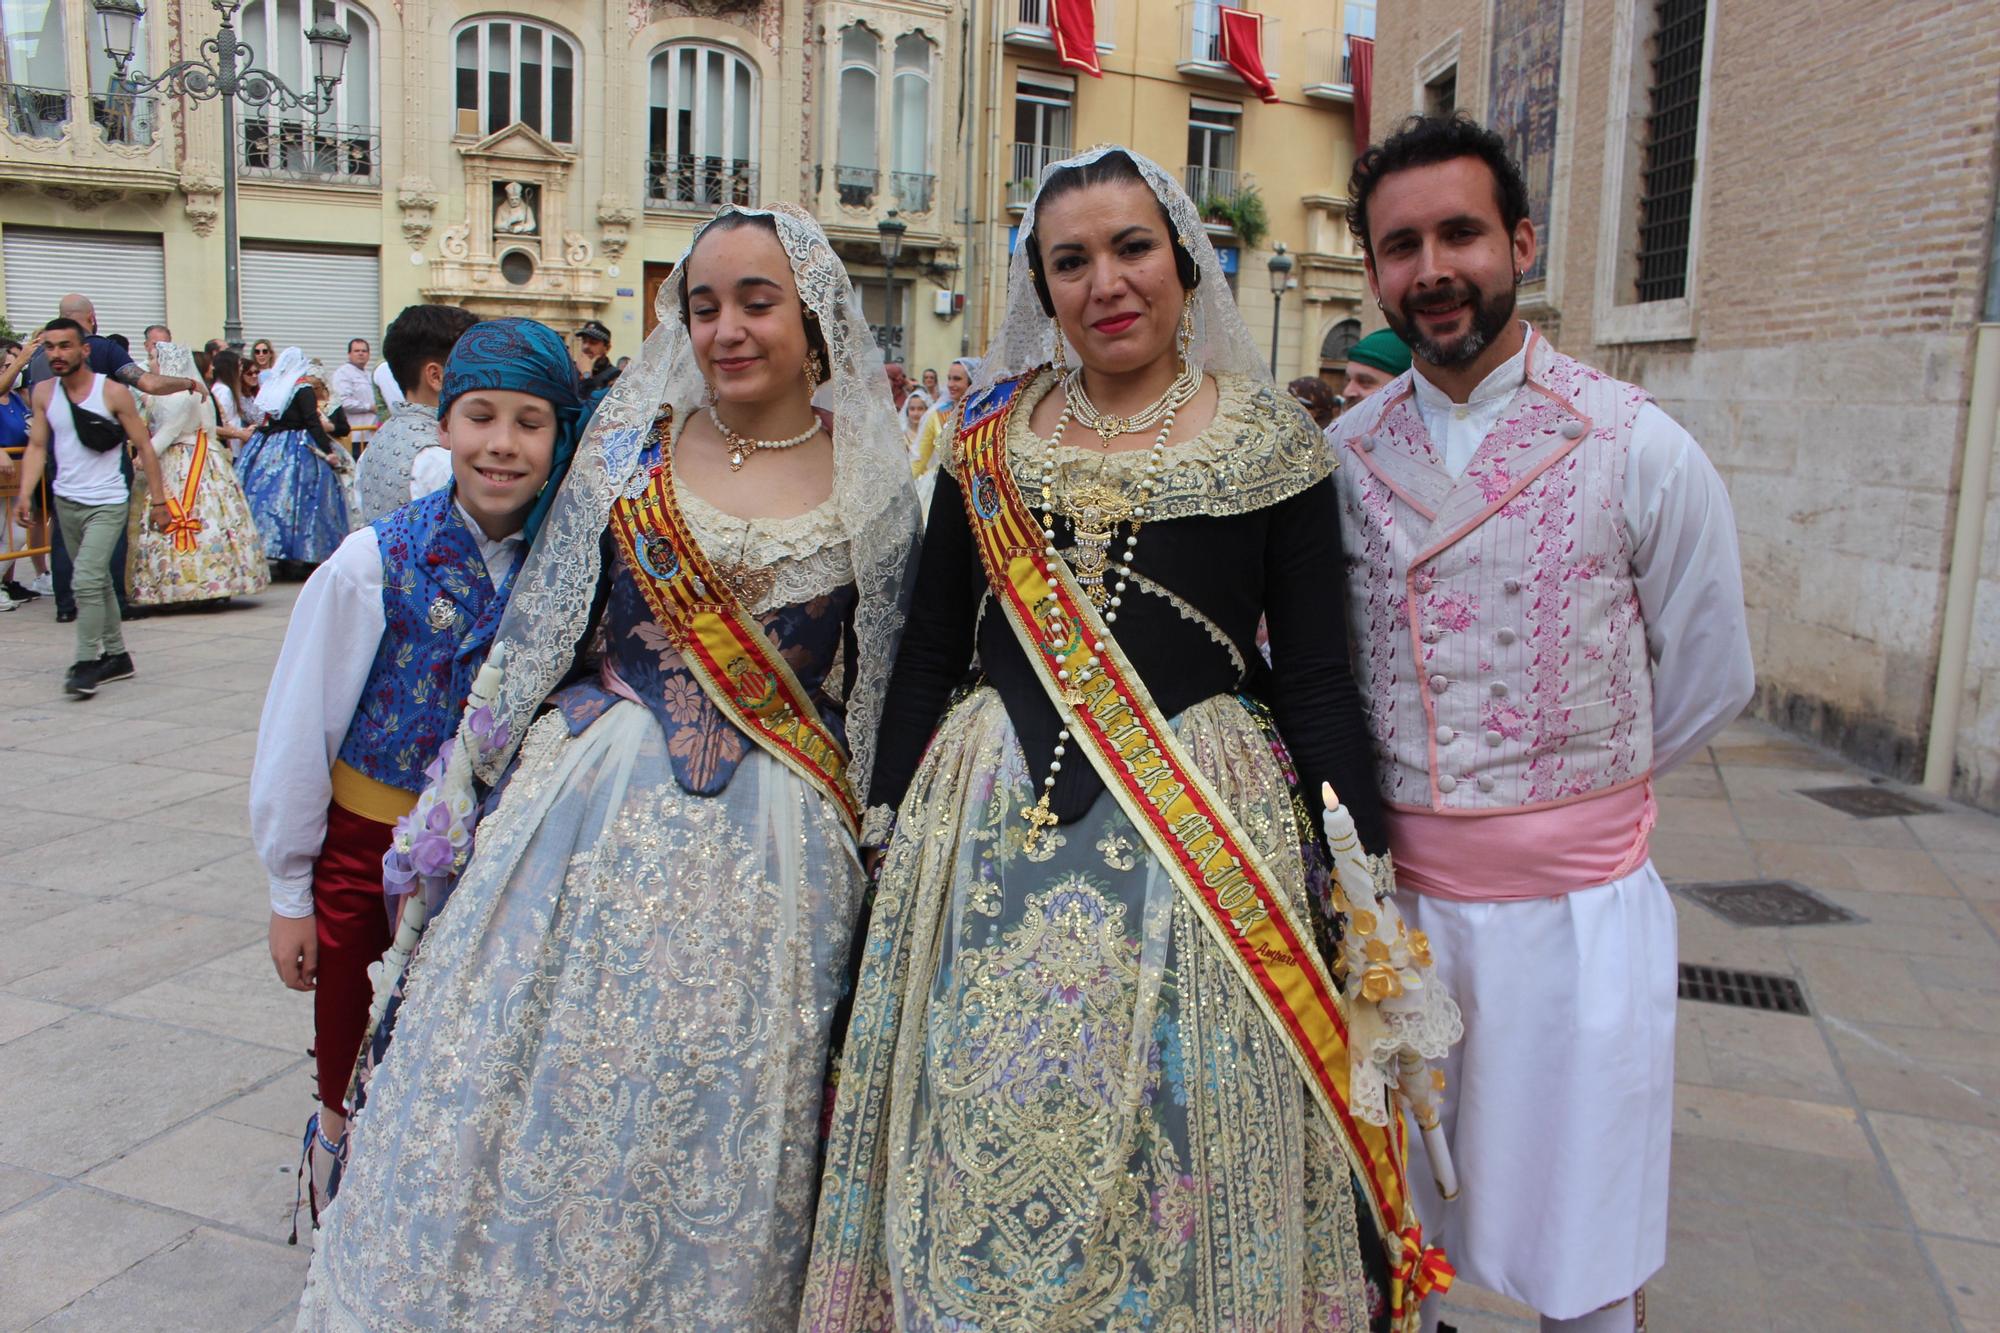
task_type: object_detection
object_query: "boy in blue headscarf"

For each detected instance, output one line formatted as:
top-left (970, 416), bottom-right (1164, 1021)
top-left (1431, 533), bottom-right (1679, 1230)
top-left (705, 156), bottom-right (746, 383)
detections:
top-left (247, 318), bottom-right (584, 1224)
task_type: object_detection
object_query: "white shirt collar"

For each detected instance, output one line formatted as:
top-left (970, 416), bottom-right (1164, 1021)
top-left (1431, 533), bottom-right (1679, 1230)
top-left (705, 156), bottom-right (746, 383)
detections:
top-left (453, 498), bottom-right (525, 580)
top-left (1409, 322), bottom-right (1533, 413)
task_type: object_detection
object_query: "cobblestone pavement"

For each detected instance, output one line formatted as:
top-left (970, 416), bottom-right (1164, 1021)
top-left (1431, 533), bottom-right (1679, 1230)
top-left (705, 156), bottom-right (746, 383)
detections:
top-left (3, 583), bottom-right (1999, 1331)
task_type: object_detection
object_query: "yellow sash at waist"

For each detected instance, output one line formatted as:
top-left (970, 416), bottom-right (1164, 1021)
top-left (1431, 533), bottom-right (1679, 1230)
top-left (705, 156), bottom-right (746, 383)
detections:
top-left (330, 759), bottom-right (419, 826)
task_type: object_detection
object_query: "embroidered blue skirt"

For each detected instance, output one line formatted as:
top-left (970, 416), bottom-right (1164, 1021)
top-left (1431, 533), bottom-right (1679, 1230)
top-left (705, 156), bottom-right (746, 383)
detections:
top-left (236, 426), bottom-right (349, 564)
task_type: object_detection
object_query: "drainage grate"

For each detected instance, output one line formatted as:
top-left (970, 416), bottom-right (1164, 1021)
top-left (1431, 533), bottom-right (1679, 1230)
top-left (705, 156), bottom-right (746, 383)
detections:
top-left (1678, 963), bottom-right (1810, 1015)
top-left (1801, 784), bottom-right (1940, 818)
top-left (1674, 879), bottom-right (1862, 927)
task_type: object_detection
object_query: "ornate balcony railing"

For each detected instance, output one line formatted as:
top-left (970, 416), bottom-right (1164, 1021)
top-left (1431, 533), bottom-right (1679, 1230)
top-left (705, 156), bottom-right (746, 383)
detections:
top-left (90, 91), bottom-right (157, 146)
top-left (240, 119), bottom-right (381, 184)
top-left (1007, 141), bottom-right (1071, 209)
top-left (646, 154), bottom-right (759, 211)
top-left (2, 84), bottom-right (69, 140)
top-left (835, 165), bottom-right (879, 208)
top-left (890, 171), bottom-right (936, 214)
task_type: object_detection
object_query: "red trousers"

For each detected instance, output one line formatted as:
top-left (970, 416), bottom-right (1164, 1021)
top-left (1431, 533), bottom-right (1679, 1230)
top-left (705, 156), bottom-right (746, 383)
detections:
top-left (310, 801), bottom-right (396, 1115)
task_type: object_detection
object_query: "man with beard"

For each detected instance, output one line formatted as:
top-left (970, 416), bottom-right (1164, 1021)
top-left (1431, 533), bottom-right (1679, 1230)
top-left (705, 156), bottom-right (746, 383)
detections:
top-left (1327, 115), bottom-right (1753, 1333)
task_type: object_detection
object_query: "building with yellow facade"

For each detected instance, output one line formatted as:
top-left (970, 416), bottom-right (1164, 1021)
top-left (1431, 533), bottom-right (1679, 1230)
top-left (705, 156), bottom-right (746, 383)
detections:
top-left (957, 0), bottom-right (1371, 387)
top-left (1, 0), bottom-right (1365, 387)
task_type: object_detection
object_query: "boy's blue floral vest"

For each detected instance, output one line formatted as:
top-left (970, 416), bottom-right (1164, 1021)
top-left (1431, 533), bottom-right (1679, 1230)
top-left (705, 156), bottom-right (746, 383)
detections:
top-left (336, 488), bottom-right (516, 792)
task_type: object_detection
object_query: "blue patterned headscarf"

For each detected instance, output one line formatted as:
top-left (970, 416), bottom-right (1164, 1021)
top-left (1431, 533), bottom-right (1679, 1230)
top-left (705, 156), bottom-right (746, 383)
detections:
top-left (436, 317), bottom-right (585, 545)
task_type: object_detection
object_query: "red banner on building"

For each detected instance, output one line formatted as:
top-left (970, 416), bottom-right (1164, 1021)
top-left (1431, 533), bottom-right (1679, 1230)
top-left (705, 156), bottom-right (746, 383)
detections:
top-left (1051, 0), bottom-right (1102, 78)
top-left (1219, 7), bottom-right (1279, 104)
top-left (1349, 34), bottom-right (1375, 147)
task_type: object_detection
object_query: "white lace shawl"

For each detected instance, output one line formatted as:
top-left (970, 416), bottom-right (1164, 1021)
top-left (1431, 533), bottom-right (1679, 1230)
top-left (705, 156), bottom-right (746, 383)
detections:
top-left (973, 145), bottom-right (1272, 397)
top-left (468, 204), bottom-right (920, 798)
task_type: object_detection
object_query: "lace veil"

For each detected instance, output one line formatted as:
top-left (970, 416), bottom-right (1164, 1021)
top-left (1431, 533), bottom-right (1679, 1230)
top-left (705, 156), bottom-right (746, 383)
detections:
top-left (972, 145), bottom-right (1270, 397)
top-left (145, 343), bottom-right (216, 446)
top-left (467, 204), bottom-right (920, 797)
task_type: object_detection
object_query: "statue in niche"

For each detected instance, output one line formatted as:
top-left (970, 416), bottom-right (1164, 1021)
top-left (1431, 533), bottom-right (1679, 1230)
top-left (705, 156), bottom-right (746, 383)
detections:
top-left (495, 180), bottom-right (539, 235)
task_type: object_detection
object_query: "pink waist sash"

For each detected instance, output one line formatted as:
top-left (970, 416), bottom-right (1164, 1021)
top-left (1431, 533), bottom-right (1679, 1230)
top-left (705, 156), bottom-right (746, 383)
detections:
top-left (1387, 779), bottom-right (1657, 902)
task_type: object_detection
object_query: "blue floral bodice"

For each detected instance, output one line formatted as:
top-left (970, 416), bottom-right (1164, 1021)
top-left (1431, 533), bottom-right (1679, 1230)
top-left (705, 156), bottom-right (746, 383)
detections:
top-left (550, 486), bottom-right (859, 797)
top-left (337, 488), bottom-right (516, 791)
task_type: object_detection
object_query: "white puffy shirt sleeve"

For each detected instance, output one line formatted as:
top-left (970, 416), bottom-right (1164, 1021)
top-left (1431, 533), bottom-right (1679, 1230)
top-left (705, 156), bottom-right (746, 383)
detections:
top-left (409, 446), bottom-right (452, 501)
top-left (1626, 403), bottom-right (1756, 774)
top-left (249, 528), bottom-right (386, 917)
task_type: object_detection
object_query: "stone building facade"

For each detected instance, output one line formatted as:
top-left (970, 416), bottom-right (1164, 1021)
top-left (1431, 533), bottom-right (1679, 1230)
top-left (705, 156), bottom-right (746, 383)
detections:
top-left (1370, 0), bottom-right (2000, 809)
top-left (0, 0), bottom-right (1371, 385)
top-left (950, 0), bottom-right (1371, 385)
top-left (0, 0), bottom-right (970, 375)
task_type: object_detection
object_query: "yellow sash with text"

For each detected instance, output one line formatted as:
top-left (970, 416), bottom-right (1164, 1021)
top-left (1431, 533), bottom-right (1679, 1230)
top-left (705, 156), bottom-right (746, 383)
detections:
top-left (607, 414), bottom-right (862, 841)
top-left (954, 375), bottom-right (1437, 1319)
top-left (162, 430), bottom-right (211, 553)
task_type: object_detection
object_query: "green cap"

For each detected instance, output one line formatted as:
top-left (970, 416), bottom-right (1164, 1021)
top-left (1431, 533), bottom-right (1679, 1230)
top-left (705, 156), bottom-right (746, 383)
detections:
top-left (1347, 328), bottom-right (1412, 377)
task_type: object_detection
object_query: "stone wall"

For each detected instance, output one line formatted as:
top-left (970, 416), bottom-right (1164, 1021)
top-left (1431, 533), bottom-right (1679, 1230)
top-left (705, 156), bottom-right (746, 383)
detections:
top-left (1374, 0), bottom-right (2000, 805)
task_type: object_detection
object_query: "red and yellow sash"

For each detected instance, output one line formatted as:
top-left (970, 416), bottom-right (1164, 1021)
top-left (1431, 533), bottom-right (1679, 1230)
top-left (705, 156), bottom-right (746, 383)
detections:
top-left (607, 413), bottom-right (862, 841)
top-left (163, 430), bottom-right (210, 553)
top-left (955, 374), bottom-right (1442, 1322)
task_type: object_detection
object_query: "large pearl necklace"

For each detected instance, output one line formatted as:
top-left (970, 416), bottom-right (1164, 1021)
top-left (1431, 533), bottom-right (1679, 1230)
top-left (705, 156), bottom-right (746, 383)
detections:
top-left (1061, 358), bottom-right (1202, 443)
top-left (1021, 376), bottom-right (1181, 852)
top-left (707, 404), bottom-right (820, 471)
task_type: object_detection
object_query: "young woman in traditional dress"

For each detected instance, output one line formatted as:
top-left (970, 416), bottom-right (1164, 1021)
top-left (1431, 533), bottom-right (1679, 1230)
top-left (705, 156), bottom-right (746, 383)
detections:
top-left (296, 204), bottom-right (917, 1331)
top-left (125, 343), bottom-right (269, 606)
top-left (235, 346), bottom-right (351, 572)
top-left (802, 147), bottom-right (1460, 1332)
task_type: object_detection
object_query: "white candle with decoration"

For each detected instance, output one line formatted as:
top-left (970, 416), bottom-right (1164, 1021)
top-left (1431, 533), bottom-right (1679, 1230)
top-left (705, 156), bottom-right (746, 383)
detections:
top-left (1322, 783), bottom-right (1460, 1201)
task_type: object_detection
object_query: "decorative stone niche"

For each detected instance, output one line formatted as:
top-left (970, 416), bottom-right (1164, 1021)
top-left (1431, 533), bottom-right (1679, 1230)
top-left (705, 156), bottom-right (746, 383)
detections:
top-left (423, 123), bottom-right (607, 325)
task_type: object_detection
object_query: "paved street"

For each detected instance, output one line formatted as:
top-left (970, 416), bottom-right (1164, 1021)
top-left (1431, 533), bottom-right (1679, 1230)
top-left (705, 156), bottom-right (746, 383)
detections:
top-left (2, 584), bottom-right (2000, 1331)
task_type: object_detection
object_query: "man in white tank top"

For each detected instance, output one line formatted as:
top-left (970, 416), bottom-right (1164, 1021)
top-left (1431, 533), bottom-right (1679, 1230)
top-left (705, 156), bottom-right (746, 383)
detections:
top-left (11, 319), bottom-right (173, 698)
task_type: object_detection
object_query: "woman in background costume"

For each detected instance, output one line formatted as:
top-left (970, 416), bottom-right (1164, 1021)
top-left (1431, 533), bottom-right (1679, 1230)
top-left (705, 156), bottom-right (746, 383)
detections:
top-left (236, 346), bottom-right (351, 569)
top-left (127, 342), bottom-right (269, 605)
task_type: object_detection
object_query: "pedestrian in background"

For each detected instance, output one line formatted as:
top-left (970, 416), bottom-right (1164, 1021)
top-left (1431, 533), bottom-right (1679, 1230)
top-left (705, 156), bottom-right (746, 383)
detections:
top-left (236, 347), bottom-right (351, 575)
top-left (1287, 374), bottom-right (1340, 429)
top-left (351, 303), bottom-right (478, 525)
top-left (11, 319), bottom-right (173, 697)
top-left (331, 338), bottom-right (380, 445)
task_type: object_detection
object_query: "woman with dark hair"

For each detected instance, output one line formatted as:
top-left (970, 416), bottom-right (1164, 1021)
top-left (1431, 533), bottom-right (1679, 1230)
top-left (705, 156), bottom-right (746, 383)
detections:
top-left (296, 205), bottom-right (918, 1331)
top-left (207, 349), bottom-right (256, 450)
top-left (804, 147), bottom-right (1458, 1331)
top-left (234, 347), bottom-right (351, 572)
top-left (1288, 374), bottom-right (1341, 430)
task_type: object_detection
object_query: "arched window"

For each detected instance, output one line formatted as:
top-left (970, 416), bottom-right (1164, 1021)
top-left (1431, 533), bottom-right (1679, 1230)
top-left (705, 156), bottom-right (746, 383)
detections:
top-left (1320, 318), bottom-right (1362, 367)
top-left (834, 24), bottom-right (879, 206)
top-left (453, 16), bottom-right (577, 144)
top-left (890, 33), bottom-right (933, 212)
top-left (647, 43), bottom-right (759, 210)
top-left (238, 1), bottom-right (377, 180)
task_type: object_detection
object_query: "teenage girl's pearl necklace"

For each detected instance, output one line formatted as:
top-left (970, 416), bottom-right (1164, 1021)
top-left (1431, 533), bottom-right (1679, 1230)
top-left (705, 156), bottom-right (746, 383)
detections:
top-left (707, 404), bottom-right (820, 471)
top-left (1022, 385), bottom-right (1178, 843)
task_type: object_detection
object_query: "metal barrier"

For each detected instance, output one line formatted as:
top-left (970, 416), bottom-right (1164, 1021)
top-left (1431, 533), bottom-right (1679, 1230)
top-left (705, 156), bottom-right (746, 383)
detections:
top-left (0, 446), bottom-right (53, 561)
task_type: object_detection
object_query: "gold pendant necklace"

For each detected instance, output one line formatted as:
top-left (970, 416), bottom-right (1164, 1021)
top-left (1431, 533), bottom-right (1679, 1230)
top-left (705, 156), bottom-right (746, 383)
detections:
top-left (1063, 359), bottom-right (1202, 443)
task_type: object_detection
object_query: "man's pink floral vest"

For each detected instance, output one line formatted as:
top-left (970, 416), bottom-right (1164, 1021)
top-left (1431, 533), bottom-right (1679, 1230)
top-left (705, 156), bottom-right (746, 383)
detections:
top-left (1330, 330), bottom-right (1654, 815)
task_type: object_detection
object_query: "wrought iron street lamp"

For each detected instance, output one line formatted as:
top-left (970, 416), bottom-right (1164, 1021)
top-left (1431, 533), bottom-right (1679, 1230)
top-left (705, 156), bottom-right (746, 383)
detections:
top-left (93, 0), bottom-right (350, 350)
top-left (1266, 242), bottom-right (1294, 379)
top-left (877, 208), bottom-right (908, 362)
